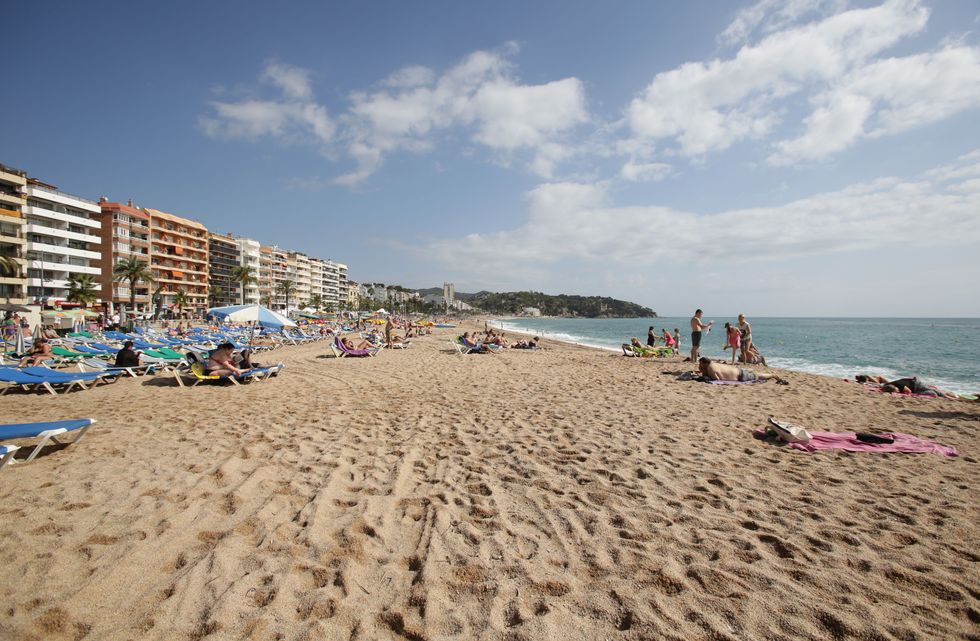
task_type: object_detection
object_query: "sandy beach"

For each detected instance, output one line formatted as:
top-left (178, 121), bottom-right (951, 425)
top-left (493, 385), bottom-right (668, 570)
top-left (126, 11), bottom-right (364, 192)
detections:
top-left (0, 324), bottom-right (977, 641)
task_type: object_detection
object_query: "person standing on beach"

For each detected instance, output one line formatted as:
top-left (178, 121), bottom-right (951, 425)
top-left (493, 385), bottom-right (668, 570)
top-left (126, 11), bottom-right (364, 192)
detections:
top-left (737, 314), bottom-right (752, 364)
top-left (647, 326), bottom-right (657, 347)
top-left (690, 309), bottom-right (712, 362)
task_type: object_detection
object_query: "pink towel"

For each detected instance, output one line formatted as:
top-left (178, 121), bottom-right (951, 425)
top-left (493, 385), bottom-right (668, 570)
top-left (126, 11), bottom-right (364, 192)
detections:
top-left (756, 430), bottom-right (957, 456)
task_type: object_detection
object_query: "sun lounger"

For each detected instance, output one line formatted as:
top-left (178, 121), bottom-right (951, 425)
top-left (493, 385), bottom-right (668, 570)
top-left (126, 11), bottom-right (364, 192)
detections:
top-left (332, 336), bottom-right (380, 357)
top-left (1, 444), bottom-right (19, 470)
top-left (0, 418), bottom-right (96, 468)
top-left (78, 358), bottom-right (159, 378)
top-left (0, 368), bottom-right (109, 395)
top-left (174, 362), bottom-right (265, 387)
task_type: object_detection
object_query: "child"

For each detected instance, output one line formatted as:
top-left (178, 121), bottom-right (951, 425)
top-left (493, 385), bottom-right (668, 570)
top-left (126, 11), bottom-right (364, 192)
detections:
top-left (724, 322), bottom-right (741, 364)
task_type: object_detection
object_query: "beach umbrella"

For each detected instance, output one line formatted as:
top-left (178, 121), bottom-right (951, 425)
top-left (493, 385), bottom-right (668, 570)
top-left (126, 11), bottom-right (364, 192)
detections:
top-left (0, 303), bottom-right (31, 312)
top-left (207, 304), bottom-right (296, 328)
top-left (13, 326), bottom-right (25, 355)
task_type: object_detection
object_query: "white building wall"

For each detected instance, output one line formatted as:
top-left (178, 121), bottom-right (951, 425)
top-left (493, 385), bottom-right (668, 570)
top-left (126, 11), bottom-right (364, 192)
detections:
top-left (235, 237), bottom-right (261, 304)
top-left (24, 185), bottom-right (102, 304)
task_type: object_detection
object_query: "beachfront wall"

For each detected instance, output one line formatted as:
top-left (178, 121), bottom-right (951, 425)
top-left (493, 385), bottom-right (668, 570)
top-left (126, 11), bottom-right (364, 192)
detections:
top-left (24, 180), bottom-right (102, 306)
top-left (0, 164), bottom-right (28, 304)
top-left (94, 199), bottom-right (151, 313)
top-left (144, 208), bottom-right (209, 314)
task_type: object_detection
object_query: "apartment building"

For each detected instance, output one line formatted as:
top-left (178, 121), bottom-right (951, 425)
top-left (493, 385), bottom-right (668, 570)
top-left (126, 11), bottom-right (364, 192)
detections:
top-left (347, 280), bottom-right (360, 310)
top-left (208, 232), bottom-right (239, 307)
top-left (235, 237), bottom-right (261, 305)
top-left (94, 199), bottom-right (151, 313)
top-left (0, 163), bottom-right (28, 304)
top-left (260, 245), bottom-right (289, 310)
top-left (145, 208), bottom-right (208, 314)
top-left (24, 179), bottom-right (102, 306)
top-left (335, 261), bottom-right (348, 307)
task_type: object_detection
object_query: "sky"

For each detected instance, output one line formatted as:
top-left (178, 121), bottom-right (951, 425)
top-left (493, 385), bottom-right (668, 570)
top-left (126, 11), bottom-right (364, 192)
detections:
top-left (5, 0), bottom-right (980, 316)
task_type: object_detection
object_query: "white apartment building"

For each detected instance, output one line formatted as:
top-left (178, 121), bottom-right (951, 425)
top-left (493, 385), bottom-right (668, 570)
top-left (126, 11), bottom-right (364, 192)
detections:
top-left (24, 180), bottom-right (102, 305)
top-left (287, 251), bottom-right (312, 310)
top-left (235, 237), bottom-right (261, 305)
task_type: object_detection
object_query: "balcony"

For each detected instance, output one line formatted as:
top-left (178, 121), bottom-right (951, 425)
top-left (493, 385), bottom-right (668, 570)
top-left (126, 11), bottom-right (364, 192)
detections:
top-left (24, 205), bottom-right (99, 229)
top-left (25, 224), bottom-right (100, 245)
top-left (27, 260), bottom-right (101, 276)
top-left (28, 241), bottom-right (100, 260)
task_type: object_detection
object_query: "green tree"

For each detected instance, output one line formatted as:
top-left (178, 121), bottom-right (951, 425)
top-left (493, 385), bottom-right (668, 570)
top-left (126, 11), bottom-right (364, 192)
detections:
top-left (277, 279), bottom-right (296, 312)
top-left (0, 255), bottom-right (20, 277)
top-left (113, 257), bottom-right (155, 318)
top-left (230, 265), bottom-right (257, 305)
top-left (307, 294), bottom-right (324, 313)
top-left (66, 274), bottom-right (99, 307)
top-left (173, 289), bottom-right (189, 317)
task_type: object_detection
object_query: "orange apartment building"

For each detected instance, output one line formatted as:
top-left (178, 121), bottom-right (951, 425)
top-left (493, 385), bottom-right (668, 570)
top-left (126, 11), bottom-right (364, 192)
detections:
top-left (94, 199), bottom-right (151, 313)
top-left (144, 208), bottom-right (209, 315)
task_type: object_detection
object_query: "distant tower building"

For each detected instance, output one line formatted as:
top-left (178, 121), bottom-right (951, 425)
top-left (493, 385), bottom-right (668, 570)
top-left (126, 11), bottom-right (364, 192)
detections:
top-left (443, 282), bottom-right (455, 311)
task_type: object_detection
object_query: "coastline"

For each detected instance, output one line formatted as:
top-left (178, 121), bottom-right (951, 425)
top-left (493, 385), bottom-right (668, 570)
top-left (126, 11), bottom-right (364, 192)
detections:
top-left (0, 327), bottom-right (976, 640)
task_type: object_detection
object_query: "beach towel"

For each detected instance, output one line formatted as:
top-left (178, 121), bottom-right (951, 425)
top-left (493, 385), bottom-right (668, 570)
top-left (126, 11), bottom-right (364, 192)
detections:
top-left (709, 379), bottom-right (767, 385)
top-left (755, 430), bottom-right (957, 456)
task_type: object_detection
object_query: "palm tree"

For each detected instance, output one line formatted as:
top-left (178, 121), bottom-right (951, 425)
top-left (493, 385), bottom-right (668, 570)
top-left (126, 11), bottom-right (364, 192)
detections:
top-left (230, 265), bottom-right (257, 305)
top-left (308, 294), bottom-right (324, 313)
top-left (209, 285), bottom-right (224, 307)
top-left (173, 289), bottom-right (189, 318)
top-left (260, 294), bottom-right (271, 308)
top-left (113, 257), bottom-right (155, 319)
top-left (277, 279), bottom-right (296, 312)
top-left (0, 255), bottom-right (20, 277)
top-left (66, 274), bottom-right (99, 307)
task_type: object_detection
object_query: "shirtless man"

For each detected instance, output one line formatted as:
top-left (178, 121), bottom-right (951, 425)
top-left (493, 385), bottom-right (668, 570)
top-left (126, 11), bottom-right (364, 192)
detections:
top-left (698, 357), bottom-right (783, 383)
top-left (690, 309), bottom-right (713, 362)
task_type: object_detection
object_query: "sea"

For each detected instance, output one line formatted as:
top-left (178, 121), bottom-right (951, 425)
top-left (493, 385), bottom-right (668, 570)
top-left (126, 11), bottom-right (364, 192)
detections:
top-left (490, 316), bottom-right (980, 395)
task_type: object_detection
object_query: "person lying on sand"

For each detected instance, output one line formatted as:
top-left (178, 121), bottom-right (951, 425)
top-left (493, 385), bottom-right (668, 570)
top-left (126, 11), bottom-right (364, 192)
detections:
top-left (698, 357), bottom-right (785, 383)
top-left (880, 377), bottom-right (959, 399)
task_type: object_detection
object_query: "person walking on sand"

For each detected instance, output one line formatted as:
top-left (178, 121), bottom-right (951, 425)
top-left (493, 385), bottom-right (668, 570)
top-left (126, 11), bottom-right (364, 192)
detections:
top-left (690, 309), bottom-right (713, 362)
top-left (737, 314), bottom-right (752, 364)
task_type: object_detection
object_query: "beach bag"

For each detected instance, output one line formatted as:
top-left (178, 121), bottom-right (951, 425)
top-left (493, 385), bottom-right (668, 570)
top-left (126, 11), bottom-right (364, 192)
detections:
top-left (767, 417), bottom-right (812, 444)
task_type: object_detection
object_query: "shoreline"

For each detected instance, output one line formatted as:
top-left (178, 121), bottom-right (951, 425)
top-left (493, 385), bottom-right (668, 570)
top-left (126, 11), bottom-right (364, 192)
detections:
top-left (487, 316), bottom-right (979, 396)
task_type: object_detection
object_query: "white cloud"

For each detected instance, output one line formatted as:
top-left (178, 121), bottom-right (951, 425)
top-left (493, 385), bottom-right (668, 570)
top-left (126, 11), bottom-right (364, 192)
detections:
top-left (621, 161), bottom-right (672, 182)
top-left (200, 62), bottom-right (335, 146)
top-left (719, 0), bottom-right (847, 47)
top-left (383, 65), bottom-right (435, 88)
top-left (771, 46), bottom-right (980, 164)
top-left (262, 62), bottom-right (314, 100)
top-left (422, 151), bottom-right (980, 277)
top-left (627, 0), bottom-right (930, 157)
top-left (337, 48), bottom-right (588, 183)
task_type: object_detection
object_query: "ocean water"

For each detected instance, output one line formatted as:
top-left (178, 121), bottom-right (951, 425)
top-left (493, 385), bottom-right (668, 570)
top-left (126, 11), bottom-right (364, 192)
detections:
top-left (491, 317), bottom-right (980, 395)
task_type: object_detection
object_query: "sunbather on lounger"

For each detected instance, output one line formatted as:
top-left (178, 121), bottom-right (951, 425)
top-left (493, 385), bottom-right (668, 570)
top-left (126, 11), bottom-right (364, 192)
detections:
top-left (114, 341), bottom-right (141, 368)
top-left (342, 337), bottom-right (373, 351)
top-left (19, 339), bottom-right (53, 367)
top-left (207, 343), bottom-right (252, 377)
top-left (698, 358), bottom-right (783, 383)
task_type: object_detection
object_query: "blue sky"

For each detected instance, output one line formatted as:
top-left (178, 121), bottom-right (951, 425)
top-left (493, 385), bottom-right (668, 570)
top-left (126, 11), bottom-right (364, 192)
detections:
top-left (5, 0), bottom-right (980, 316)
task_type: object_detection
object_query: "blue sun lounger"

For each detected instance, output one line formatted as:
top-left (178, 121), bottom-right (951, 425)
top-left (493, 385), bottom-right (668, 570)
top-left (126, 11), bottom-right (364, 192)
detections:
top-left (0, 418), bottom-right (96, 469)
top-left (0, 368), bottom-right (113, 395)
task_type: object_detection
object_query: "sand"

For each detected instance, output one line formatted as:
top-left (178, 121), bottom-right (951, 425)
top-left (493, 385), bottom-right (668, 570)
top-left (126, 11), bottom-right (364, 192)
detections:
top-left (0, 324), bottom-right (977, 641)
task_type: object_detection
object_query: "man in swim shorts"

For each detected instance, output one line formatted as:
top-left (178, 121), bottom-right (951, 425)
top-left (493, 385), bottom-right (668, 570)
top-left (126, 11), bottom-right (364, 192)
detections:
top-left (698, 358), bottom-right (783, 383)
top-left (690, 309), bottom-right (712, 363)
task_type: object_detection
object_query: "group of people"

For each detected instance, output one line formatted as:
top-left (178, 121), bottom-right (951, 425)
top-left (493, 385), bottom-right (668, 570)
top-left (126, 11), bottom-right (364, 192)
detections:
top-left (646, 326), bottom-right (681, 350)
top-left (688, 310), bottom-right (766, 365)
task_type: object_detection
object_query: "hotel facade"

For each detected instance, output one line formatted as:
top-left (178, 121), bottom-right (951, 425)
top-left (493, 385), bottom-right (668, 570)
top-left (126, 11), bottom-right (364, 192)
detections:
top-left (24, 179), bottom-right (102, 306)
top-left (145, 208), bottom-right (209, 314)
top-left (0, 164), bottom-right (28, 304)
top-left (94, 199), bottom-right (152, 313)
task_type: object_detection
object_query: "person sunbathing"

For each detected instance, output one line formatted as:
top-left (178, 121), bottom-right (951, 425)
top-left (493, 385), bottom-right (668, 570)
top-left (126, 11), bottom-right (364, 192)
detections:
top-left (342, 337), bottom-right (372, 351)
top-left (855, 374), bottom-right (889, 384)
top-left (19, 338), bottom-right (53, 367)
top-left (461, 332), bottom-right (493, 354)
top-left (880, 377), bottom-right (958, 399)
top-left (698, 357), bottom-right (784, 383)
top-left (206, 343), bottom-right (251, 377)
